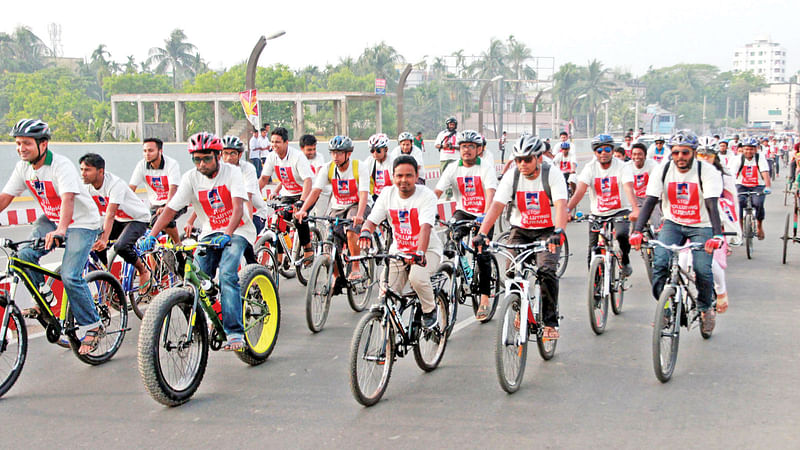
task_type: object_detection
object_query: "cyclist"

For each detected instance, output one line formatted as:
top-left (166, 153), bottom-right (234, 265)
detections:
top-left (475, 134), bottom-right (567, 340)
top-left (630, 130), bottom-right (725, 334)
top-left (730, 134), bottom-right (741, 154)
top-left (0, 119), bottom-right (103, 355)
top-left (613, 146), bottom-right (628, 162)
top-left (717, 139), bottom-right (734, 170)
top-left (479, 134), bottom-right (496, 171)
top-left (567, 134), bottom-right (638, 275)
top-left (390, 132), bottom-right (425, 184)
top-left (295, 135), bottom-right (369, 282)
top-left (366, 133), bottom-right (394, 201)
top-left (299, 134), bottom-right (330, 216)
top-left (259, 127), bottom-right (315, 263)
top-left (435, 117), bottom-right (459, 174)
top-left (733, 137), bottom-right (771, 240)
top-left (413, 131), bottom-right (425, 152)
top-left (79, 153), bottom-right (150, 290)
top-left (140, 132), bottom-right (254, 351)
top-left (358, 155), bottom-right (443, 327)
top-left (621, 134), bottom-right (634, 159)
top-left (129, 137), bottom-right (184, 244)
top-left (434, 130), bottom-right (498, 319)
top-left (647, 136), bottom-right (668, 163)
top-left (630, 142), bottom-right (660, 227)
top-left (552, 141), bottom-right (577, 194)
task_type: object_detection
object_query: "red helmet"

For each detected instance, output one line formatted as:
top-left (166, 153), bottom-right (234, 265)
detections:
top-left (188, 132), bottom-right (223, 153)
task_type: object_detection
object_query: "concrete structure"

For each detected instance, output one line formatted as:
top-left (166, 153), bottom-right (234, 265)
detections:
top-left (733, 36), bottom-right (788, 83)
top-left (748, 83), bottom-right (800, 131)
top-left (110, 91), bottom-right (384, 141)
top-left (644, 104), bottom-right (676, 135)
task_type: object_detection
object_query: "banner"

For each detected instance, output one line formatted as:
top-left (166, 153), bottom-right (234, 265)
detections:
top-left (239, 89), bottom-right (260, 128)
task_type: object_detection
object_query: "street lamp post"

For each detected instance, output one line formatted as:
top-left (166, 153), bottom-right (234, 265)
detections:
top-left (531, 86), bottom-right (553, 136)
top-left (478, 75), bottom-right (503, 136)
top-left (568, 93), bottom-right (587, 138)
top-left (245, 31), bottom-right (286, 92)
top-left (600, 99), bottom-right (609, 134)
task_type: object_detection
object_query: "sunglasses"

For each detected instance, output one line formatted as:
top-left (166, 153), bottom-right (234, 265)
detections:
top-left (671, 149), bottom-right (692, 156)
top-left (594, 146), bottom-right (613, 153)
top-left (370, 147), bottom-right (385, 153)
top-left (192, 155), bottom-right (215, 164)
top-left (514, 155), bottom-right (534, 164)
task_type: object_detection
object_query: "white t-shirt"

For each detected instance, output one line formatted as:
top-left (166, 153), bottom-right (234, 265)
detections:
top-left (248, 136), bottom-right (262, 160)
top-left (312, 159), bottom-right (370, 210)
top-left (258, 135), bottom-right (272, 155)
top-left (367, 185), bottom-right (443, 257)
top-left (365, 154), bottom-right (394, 196)
top-left (3, 151), bottom-right (102, 230)
top-left (647, 144), bottom-right (669, 164)
top-left (481, 149), bottom-right (496, 171)
top-left (719, 173), bottom-right (742, 242)
top-left (645, 160), bottom-right (723, 228)
top-left (435, 130), bottom-right (459, 161)
top-left (129, 155), bottom-right (181, 207)
top-left (494, 165), bottom-right (568, 229)
top-left (305, 153), bottom-right (330, 195)
top-left (390, 145), bottom-right (425, 179)
top-left (629, 159), bottom-right (658, 199)
top-left (230, 160), bottom-right (268, 219)
top-left (435, 160), bottom-right (498, 215)
top-left (576, 158), bottom-right (634, 216)
top-left (167, 163), bottom-right (256, 242)
top-left (552, 151), bottom-right (577, 174)
top-left (621, 141), bottom-right (633, 158)
top-left (719, 151), bottom-right (735, 170)
top-left (262, 147), bottom-right (314, 197)
top-left (86, 171), bottom-right (150, 223)
top-left (732, 154), bottom-right (770, 187)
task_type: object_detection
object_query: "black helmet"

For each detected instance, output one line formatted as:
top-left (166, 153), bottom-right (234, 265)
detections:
top-left (591, 134), bottom-right (615, 150)
top-left (328, 135), bottom-right (354, 151)
top-left (445, 117), bottom-right (457, 126)
top-left (456, 130), bottom-right (482, 145)
top-left (11, 118), bottom-right (51, 140)
top-left (512, 134), bottom-right (545, 158)
top-left (221, 135), bottom-right (244, 151)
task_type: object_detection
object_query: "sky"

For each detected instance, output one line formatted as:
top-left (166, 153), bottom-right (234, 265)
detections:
top-left (2, 0), bottom-right (799, 79)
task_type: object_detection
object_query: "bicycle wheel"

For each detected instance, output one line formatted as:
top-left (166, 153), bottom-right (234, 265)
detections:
top-left (69, 271), bottom-right (127, 365)
top-left (132, 250), bottom-right (178, 320)
top-left (349, 310), bottom-right (394, 406)
top-left (346, 255), bottom-right (375, 312)
top-left (587, 258), bottom-right (609, 335)
top-left (653, 286), bottom-right (680, 383)
top-left (0, 300), bottom-right (27, 398)
top-left (278, 231), bottom-right (297, 280)
top-left (138, 287), bottom-right (209, 406)
top-left (237, 264), bottom-right (280, 366)
top-left (295, 226), bottom-right (323, 286)
top-left (782, 213), bottom-right (790, 264)
top-left (436, 262), bottom-right (458, 337)
top-left (744, 214), bottom-right (753, 259)
top-left (254, 242), bottom-right (280, 286)
top-left (413, 282), bottom-right (450, 372)
top-left (472, 253), bottom-right (501, 323)
top-left (556, 234), bottom-right (569, 278)
top-left (305, 255), bottom-right (333, 332)
top-left (642, 247), bottom-right (654, 284)
top-left (495, 294), bottom-right (527, 393)
top-left (610, 256), bottom-right (624, 315)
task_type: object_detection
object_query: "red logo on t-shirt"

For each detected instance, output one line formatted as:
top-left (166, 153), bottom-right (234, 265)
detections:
top-left (653, 149), bottom-right (665, 163)
top-left (456, 176), bottom-right (485, 214)
top-left (441, 135), bottom-right (458, 156)
top-left (145, 175), bottom-right (170, 201)
top-left (91, 195), bottom-right (133, 220)
top-left (373, 169), bottom-right (391, 195)
top-left (634, 172), bottom-right (649, 198)
top-left (277, 166), bottom-right (302, 194)
top-left (198, 185), bottom-right (244, 230)
top-left (667, 182), bottom-right (701, 224)
top-left (515, 191), bottom-right (553, 228)
top-left (559, 160), bottom-right (572, 173)
top-left (389, 208), bottom-right (421, 251)
top-left (741, 165), bottom-right (759, 187)
top-left (26, 179), bottom-right (63, 223)
top-left (593, 176), bottom-right (622, 212)
top-left (332, 178), bottom-right (358, 205)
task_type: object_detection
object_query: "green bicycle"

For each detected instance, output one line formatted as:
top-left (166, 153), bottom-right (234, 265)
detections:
top-left (137, 240), bottom-right (280, 406)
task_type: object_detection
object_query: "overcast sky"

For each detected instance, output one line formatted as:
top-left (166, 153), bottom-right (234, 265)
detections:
top-left (3, 0), bottom-right (799, 78)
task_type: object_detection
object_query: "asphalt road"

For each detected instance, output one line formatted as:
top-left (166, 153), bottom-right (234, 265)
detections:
top-left (1, 176), bottom-right (799, 449)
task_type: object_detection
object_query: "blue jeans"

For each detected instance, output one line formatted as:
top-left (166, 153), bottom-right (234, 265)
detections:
top-left (652, 220), bottom-right (714, 311)
top-left (196, 233), bottom-right (247, 340)
top-left (18, 215), bottom-right (102, 331)
top-left (250, 158), bottom-right (263, 179)
top-left (736, 185), bottom-right (766, 221)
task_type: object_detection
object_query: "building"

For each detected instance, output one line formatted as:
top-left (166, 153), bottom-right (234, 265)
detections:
top-left (747, 83), bottom-right (800, 131)
top-left (732, 36), bottom-right (787, 83)
top-left (644, 104), bottom-right (676, 135)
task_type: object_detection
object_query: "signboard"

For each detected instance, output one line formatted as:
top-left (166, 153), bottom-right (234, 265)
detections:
top-left (375, 78), bottom-right (386, 95)
top-left (238, 89), bottom-right (260, 128)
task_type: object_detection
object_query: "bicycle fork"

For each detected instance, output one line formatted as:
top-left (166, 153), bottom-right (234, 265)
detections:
top-left (502, 279), bottom-right (532, 346)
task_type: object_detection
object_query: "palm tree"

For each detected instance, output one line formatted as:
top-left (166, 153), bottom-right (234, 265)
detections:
top-left (124, 55), bottom-right (138, 74)
top-left (0, 26), bottom-right (51, 72)
top-left (554, 62), bottom-right (582, 121)
top-left (451, 49), bottom-right (467, 78)
top-left (356, 42), bottom-right (403, 86)
top-left (471, 38), bottom-right (508, 136)
top-left (578, 59), bottom-right (615, 134)
top-left (147, 29), bottom-right (197, 88)
top-left (90, 44), bottom-right (114, 101)
top-left (505, 35), bottom-right (535, 112)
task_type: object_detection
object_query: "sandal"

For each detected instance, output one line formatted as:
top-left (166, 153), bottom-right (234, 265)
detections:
top-left (137, 277), bottom-right (152, 295)
top-left (78, 327), bottom-right (105, 355)
top-left (224, 336), bottom-right (245, 352)
top-left (716, 294), bottom-right (729, 314)
top-left (22, 306), bottom-right (41, 319)
top-left (542, 326), bottom-right (560, 340)
top-left (347, 270), bottom-right (363, 281)
top-left (476, 304), bottom-right (490, 321)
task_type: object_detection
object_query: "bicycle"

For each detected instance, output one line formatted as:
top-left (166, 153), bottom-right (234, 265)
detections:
top-left (137, 240), bottom-right (280, 406)
top-left (253, 200), bottom-right (323, 286)
top-left (348, 252), bottom-right (450, 406)
top-left (437, 218), bottom-right (501, 330)
top-left (488, 239), bottom-right (558, 393)
top-left (497, 228), bottom-right (570, 279)
top-left (640, 223), bottom-right (659, 284)
top-left (781, 184), bottom-right (800, 264)
top-left (574, 213), bottom-right (630, 334)
top-left (304, 216), bottom-right (375, 332)
top-left (0, 238), bottom-right (127, 398)
top-left (740, 190), bottom-right (768, 260)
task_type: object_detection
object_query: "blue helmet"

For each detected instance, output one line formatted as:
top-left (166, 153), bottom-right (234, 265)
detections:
top-left (560, 142), bottom-right (571, 149)
top-left (591, 134), bottom-right (614, 150)
top-left (668, 129), bottom-right (699, 150)
top-left (741, 137), bottom-right (759, 148)
top-left (328, 135), bottom-right (354, 151)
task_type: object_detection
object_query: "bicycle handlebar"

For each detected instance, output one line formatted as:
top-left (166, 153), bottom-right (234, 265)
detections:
top-left (488, 240), bottom-right (548, 252)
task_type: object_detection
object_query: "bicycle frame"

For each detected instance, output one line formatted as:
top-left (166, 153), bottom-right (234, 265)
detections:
top-left (588, 217), bottom-right (626, 300)
top-left (650, 240), bottom-right (703, 334)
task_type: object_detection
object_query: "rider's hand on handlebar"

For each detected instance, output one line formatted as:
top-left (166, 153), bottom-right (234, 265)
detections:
top-left (183, 222), bottom-right (195, 240)
top-left (137, 235), bottom-right (157, 252)
top-left (358, 230), bottom-right (372, 250)
top-left (44, 231), bottom-right (65, 251)
top-left (352, 215), bottom-right (364, 226)
top-left (209, 234), bottom-right (231, 248)
top-left (629, 231), bottom-right (644, 250)
top-left (92, 238), bottom-right (108, 252)
top-left (408, 250), bottom-right (426, 267)
top-left (704, 236), bottom-right (724, 254)
top-left (764, 187), bottom-right (772, 195)
top-left (547, 228), bottom-right (565, 253)
top-left (294, 209), bottom-right (308, 222)
top-left (471, 233), bottom-right (489, 251)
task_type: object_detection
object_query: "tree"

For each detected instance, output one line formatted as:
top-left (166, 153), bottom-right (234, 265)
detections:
top-left (124, 55), bottom-right (138, 74)
top-left (554, 62), bottom-right (582, 121)
top-left (578, 59), bottom-right (615, 134)
top-left (505, 35), bottom-right (535, 112)
top-left (147, 29), bottom-right (198, 88)
top-left (0, 26), bottom-right (51, 73)
top-left (90, 44), bottom-right (114, 102)
top-left (356, 42), bottom-right (403, 88)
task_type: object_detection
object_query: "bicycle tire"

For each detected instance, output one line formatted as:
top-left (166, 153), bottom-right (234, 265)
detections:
top-left (556, 234), bottom-right (569, 279)
top-left (495, 294), bottom-right (527, 393)
top-left (296, 227), bottom-right (323, 286)
top-left (131, 250), bottom-right (179, 320)
top-left (254, 243), bottom-right (280, 288)
top-left (653, 286), bottom-right (680, 383)
top-left (436, 262), bottom-right (458, 337)
top-left (472, 253), bottom-right (501, 323)
top-left (237, 264), bottom-right (280, 366)
top-left (744, 214), bottom-right (753, 259)
top-left (346, 256), bottom-right (374, 313)
top-left (349, 310), bottom-right (394, 406)
top-left (587, 258), bottom-right (609, 335)
top-left (0, 301), bottom-right (27, 398)
top-left (642, 247), bottom-right (654, 284)
top-left (277, 230), bottom-right (298, 280)
top-left (610, 256), bottom-right (624, 315)
top-left (69, 271), bottom-right (127, 365)
top-left (782, 213), bottom-right (790, 264)
top-left (138, 287), bottom-right (209, 406)
top-left (413, 278), bottom-right (450, 372)
top-left (305, 255), bottom-right (333, 333)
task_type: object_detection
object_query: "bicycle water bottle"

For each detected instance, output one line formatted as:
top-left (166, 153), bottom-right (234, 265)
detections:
top-left (201, 280), bottom-right (222, 322)
top-left (461, 256), bottom-right (473, 281)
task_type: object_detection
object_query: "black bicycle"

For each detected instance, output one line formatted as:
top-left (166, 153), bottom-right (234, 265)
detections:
top-left (740, 190), bottom-right (768, 260)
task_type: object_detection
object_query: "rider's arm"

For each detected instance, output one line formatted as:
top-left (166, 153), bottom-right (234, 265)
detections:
top-left (479, 201), bottom-right (505, 236)
top-left (297, 187), bottom-right (322, 218)
top-left (55, 192), bottom-right (75, 235)
top-left (704, 197), bottom-right (723, 236)
top-left (300, 177), bottom-right (312, 202)
top-left (623, 182), bottom-right (639, 218)
top-left (484, 188), bottom-right (496, 214)
top-left (553, 198), bottom-right (567, 230)
top-left (361, 219), bottom-right (377, 235)
top-left (97, 203), bottom-right (119, 245)
top-left (150, 208), bottom-right (178, 237)
top-left (355, 191), bottom-right (368, 222)
top-left (566, 182), bottom-right (588, 212)
top-left (0, 193), bottom-right (13, 213)
top-left (417, 223), bottom-right (432, 253)
top-left (224, 197), bottom-right (243, 237)
top-left (633, 196), bottom-right (659, 232)
top-left (433, 164), bottom-right (451, 198)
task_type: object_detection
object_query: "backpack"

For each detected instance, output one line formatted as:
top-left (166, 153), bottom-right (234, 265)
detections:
top-left (661, 159), bottom-right (704, 193)
top-left (328, 159), bottom-right (360, 186)
top-left (736, 153), bottom-right (760, 177)
top-left (512, 161), bottom-right (553, 206)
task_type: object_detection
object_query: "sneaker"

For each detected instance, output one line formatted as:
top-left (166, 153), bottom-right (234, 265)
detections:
top-left (701, 309), bottom-right (716, 334)
top-left (422, 309), bottom-right (438, 328)
top-left (621, 264), bottom-right (633, 278)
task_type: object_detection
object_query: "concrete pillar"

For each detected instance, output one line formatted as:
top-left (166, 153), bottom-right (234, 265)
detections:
top-left (174, 101), bottom-right (184, 142)
top-left (342, 99), bottom-right (349, 137)
top-left (214, 100), bottom-right (222, 136)
top-left (396, 64), bottom-right (412, 135)
top-left (295, 100), bottom-right (304, 138)
top-left (154, 103), bottom-right (160, 123)
top-left (137, 100), bottom-right (145, 140)
top-left (376, 99), bottom-right (382, 134)
top-left (110, 101), bottom-right (118, 138)
top-left (333, 100), bottom-right (341, 135)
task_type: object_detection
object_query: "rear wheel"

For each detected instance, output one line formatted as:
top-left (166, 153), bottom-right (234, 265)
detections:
top-left (744, 213), bottom-right (753, 259)
top-left (237, 265), bottom-right (280, 366)
top-left (652, 286), bottom-right (680, 383)
top-left (295, 227), bottom-right (323, 286)
top-left (495, 294), bottom-right (527, 393)
top-left (0, 301), bottom-right (27, 398)
top-left (70, 271), bottom-right (127, 365)
top-left (782, 213), bottom-right (790, 264)
top-left (413, 284), bottom-right (449, 372)
top-left (131, 250), bottom-right (179, 320)
top-left (305, 255), bottom-right (333, 333)
top-left (610, 256), bottom-right (624, 315)
top-left (349, 310), bottom-right (394, 406)
top-left (346, 255), bottom-right (375, 312)
top-left (556, 235), bottom-right (569, 278)
top-left (254, 240), bottom-right (280, 286)
top-left (587, 258), bottom-right (608, 335)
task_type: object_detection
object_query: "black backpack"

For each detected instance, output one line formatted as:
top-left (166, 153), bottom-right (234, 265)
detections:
top-left (661, 159), bottom-right (704, 193)
top-left (512, 161), bottom-right (553, 206)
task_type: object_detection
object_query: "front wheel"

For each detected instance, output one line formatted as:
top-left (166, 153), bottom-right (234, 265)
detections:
top-left (587, 258), bottom-right (609, 335)
top-left (495, 294), bottom-right (528, 393)
top-left (349, 310), bottom-right (394, 406)
top-left (305, 255), bottom-right (333, 333)
top-left (744, 214), bottom-right (753, 259)
top-left (0, 301), bottom-right (27, 398)
top-left (413, 285), bottom-right (449, 372)
top-left (652, 286), bottom-right (680, 383)
top-left (556, 235), bottom-right (569, 278)
top-left (295, 227), bottom-right (323, 286)
top-left (70, 271), bottom-right (127, 365)
top-left (346, 255), bottom-right (375, 312)
top-left (138, 288), bottom-right (209, 406)
top-left (237, 264), bottom-right (280, 366)
top-left (782, 213), bottom-right (790, 264)
top-left (254, 240), bottom-right (280, 288)
top-left (610, 256), bottom-right (624, 315)
top-left (472, 253), bottom-right (501, 323)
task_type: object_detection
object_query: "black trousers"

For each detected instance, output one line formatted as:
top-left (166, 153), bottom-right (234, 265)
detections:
top-left (97, 220), bottom-right (148, 266)
top-left (508, 226), bottom-right (560, 327)
top-left (587, 211), bottom-right (630, 266)
top-left (452, 210), bottom-right (493, 296)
